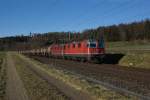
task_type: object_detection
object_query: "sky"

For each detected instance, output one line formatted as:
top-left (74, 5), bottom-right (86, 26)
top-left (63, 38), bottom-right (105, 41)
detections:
top-left (0, 0), bottom-right (150, 37)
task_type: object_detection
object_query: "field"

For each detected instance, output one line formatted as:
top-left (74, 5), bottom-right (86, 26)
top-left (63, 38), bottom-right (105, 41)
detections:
top-left (21, 54), bottom-right (137, 100)
top-left (106, 41), bottom-right (150, 52)
top-left (30, 55), bottom-right (150, 99)
top-left (14, 54), bottom-right (69, 100)
top-left (106, 41), bottom-right (150, 69)
top-left (2, 52), bottom-right (128, 100)
top-left (1, 41), bottom-right (150, 100)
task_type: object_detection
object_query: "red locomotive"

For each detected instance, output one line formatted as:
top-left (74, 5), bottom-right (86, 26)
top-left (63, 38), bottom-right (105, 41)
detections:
top-left (21, 37), bottom-right (105, 63)
top-left (50, 39), bottom-right (105, 62)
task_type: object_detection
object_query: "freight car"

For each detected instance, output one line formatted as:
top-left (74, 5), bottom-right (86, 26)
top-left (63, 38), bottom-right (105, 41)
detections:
top-left (21, 38), bottom-right (105, 63)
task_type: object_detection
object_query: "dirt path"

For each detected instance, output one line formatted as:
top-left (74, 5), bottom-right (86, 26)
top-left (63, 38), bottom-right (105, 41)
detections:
top-left (6, 53), bottom-right (29, 100)
top-left (18, 54), bottom-right (96, 100)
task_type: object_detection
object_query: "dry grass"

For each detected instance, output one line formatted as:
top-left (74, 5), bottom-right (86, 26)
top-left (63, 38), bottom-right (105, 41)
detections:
top-left (106, 41), bottom-right (150, 51)
top-left (17, 53), bottom-right (139, 100)
top-left (0, 53), bottom-right (6, 100)
top-left (119, 53), bottom-right (150, 69)
top-left (13, 54), bottom-right (69, 100)
top-left (106, 42), bottom-right (150, 69)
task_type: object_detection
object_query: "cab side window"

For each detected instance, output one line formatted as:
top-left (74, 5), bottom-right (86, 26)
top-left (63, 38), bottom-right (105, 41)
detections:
top-left (90, 43), bottom-right (96, 48)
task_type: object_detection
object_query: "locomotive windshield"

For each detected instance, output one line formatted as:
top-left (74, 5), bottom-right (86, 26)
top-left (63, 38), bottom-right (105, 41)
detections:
top-left (89, 43), bottom-right (96, 48)
top-left (87, 40), bottom-right (96, 48)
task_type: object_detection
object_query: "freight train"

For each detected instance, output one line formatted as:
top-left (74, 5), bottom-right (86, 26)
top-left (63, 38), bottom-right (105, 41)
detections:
top-left (21, 38), bottom-right (105, 63)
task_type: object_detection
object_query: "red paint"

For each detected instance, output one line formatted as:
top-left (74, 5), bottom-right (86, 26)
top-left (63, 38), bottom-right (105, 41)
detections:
top-left (50, 40), bottom-right (105, 57)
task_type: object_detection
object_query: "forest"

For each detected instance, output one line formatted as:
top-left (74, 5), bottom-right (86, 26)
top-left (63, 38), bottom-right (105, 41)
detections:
top-left (0, 19), bottom-right (150, 51)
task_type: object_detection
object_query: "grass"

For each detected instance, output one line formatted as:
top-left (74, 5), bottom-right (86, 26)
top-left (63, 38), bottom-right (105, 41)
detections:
top-left (17, 53), bottom-right (139, 100)
top-left (119, 52), bottom-right (150, 69)
top-left (106, 41), bottom-right (150, 53)
top-left (13, 54), bottom-right (69, 100)
top-left (106, 41), bottom-right (150, 69)
top-left (0, 52), bottom-right (6, 100)
top-left (106, 41), bottom-right (150, 49)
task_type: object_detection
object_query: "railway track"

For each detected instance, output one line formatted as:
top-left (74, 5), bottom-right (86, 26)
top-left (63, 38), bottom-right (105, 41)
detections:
top-left (28, 55), bottom-right (150, 100)
top-left (56, 68), bottom-right (150, 100)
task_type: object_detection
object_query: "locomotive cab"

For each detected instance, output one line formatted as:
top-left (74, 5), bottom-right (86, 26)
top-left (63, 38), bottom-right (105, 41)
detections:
top-left (86, 38), bottom-right (105, 62)
top-left (87, 39), bottom-right (105, 55)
